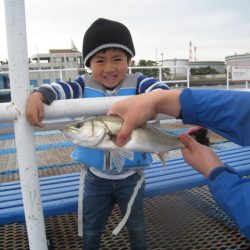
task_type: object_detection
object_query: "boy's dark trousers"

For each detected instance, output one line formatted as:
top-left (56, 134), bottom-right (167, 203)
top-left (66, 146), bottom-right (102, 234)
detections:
top-left (83, 170), bottom-right (147, 250)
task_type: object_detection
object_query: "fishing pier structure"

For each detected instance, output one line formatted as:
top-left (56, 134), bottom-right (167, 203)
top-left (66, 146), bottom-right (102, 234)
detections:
top-left (1, 1), bottom-right (250, 250)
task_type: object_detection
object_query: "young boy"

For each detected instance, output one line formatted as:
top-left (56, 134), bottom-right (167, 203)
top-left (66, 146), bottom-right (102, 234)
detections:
top-left (26, 18), bottom-right (170, 250)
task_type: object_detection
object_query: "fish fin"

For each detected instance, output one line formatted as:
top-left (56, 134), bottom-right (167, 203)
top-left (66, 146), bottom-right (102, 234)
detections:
top-left (160, 127), bottom-right (181, 136)
top-left (116, 148), bottom-right (134, 160)
top-left (157, 152), bottom-right (168, 167)
top-left (110, 150), bottom-right (125, 172)
top-left (143, 121), bottom-right (162, 133)
top-left (78, 127), bottom-right (107, 147)
top-left (148, 119), bottom-right (161, 127)
top-left (110, 149), bottom-right (134, 172)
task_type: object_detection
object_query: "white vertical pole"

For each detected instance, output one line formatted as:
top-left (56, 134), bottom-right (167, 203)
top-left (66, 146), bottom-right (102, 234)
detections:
top-left (187, 66), bottom-right (190, 88)
top-left (159, 67), bottom-right (162, 81)
top-left (60, 69), bottom-right (63, 81)
top-left (226, 66), bottom-right (230, 90)
top-left (4, 1), bottom-right (47, 250)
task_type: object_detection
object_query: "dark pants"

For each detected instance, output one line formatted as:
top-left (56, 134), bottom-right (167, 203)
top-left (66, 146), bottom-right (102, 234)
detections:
top-left (83, 170), bottom-right (147, 250)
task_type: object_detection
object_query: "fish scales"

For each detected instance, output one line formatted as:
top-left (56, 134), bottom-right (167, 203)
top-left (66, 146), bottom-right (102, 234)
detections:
top-left (60, 115), bottom-right (207, 171)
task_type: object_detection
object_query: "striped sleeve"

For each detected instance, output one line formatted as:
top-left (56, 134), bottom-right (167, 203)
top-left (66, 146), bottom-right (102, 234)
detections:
top-left (35, 76), bottom-right (85, 104)
top-left (136, 73), bottom-right (170, 94)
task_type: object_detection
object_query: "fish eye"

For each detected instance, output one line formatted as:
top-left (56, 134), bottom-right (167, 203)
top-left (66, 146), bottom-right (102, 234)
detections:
top-left (74, 122), bottom-right (83, 129)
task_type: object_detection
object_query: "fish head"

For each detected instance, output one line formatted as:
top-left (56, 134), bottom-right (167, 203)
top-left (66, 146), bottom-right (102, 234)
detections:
top-left (60, 118), bottom-right (107, 147)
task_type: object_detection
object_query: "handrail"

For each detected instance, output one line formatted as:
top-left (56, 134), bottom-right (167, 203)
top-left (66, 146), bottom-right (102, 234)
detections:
top-left (1, 65), bottom-right (190, 92)
top-left (226, 65), bottom-right (249, 90)
top-left (3, 1), bottom-right (47, 249)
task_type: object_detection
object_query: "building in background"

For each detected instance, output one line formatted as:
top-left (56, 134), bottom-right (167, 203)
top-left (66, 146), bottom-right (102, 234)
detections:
top-left (161, 59), bottom-right (225, 79)
top-left (29, 48), bottom-right (83, 86)
top-left (225, 53), bottom-right (250, 67)
top-left (189, 61), bottom-right (225, 74)
top-left (0, 47), bottom-right (83, 87)
top-left (2, 48), bottom-right (249, 91)
top-left (162, 59), bottom-right (189, 79)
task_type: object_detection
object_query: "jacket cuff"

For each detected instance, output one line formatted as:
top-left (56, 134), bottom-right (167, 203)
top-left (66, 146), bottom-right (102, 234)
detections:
top-left (208, 164), bottom-right (238, 181)
top-left (33, 88), bottom-right (56, 105)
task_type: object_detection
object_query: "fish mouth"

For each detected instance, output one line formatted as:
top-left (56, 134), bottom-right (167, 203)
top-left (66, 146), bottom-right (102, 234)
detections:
top-left (60, 127), bottom-right (78, 138)
top-left (67, 127), bottom-right (79, 132)
top-left (60, 129), bottom-right (71, 139)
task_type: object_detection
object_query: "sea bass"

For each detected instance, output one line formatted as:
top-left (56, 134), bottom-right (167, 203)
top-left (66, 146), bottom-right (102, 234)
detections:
top-left (61, 115), bottom-right (207, 171)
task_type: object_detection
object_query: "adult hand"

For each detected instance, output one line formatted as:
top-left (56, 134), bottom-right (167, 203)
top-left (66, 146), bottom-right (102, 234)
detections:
top-left (179, 133), bottom-right (224, 177)
top-left (25, 92), bottom-right (45, 128)
top-left (108, 93), bottom-right (157, 146)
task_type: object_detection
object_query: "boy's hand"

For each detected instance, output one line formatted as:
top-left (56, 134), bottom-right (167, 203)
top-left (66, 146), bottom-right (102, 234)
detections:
top-left (25, 92), bottom-right (45, 128)
top-left (179, 133), bottom-right (223, 177)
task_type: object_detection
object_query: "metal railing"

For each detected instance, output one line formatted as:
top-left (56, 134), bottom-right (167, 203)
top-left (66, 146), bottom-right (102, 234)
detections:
top-left (1, 2), bottom-right (248, 249)
top-left (1, 64), bottom-right (190, 95)
top-left (226, 65), bottom-right (250, 90)
top-left (0, 2), bottom-right (132, 249)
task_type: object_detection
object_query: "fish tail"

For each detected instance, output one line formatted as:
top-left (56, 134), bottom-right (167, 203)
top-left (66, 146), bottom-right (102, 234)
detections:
top-left (188, 127), bottom-right (210, 146)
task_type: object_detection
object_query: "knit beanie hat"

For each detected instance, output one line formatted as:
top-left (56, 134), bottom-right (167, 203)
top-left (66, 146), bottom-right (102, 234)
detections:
top-left (82, 18), bottom-right (135, 67)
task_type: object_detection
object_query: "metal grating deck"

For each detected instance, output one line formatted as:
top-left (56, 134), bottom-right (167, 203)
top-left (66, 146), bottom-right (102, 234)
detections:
top-left (1, 127), bottom-right (250, 249)
top-left (0, 186), bottom-right (249, 250)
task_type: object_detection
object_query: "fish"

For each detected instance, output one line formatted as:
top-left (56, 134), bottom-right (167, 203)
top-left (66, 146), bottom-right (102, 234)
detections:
top-left (60, 115), bottom-right (208, 171)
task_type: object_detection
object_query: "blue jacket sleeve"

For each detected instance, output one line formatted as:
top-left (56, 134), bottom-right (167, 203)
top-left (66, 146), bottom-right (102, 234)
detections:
top-left (35, 76), bottom-right (85, 104)
top-left (208, 165), bottom-right (250, 239)
top-left (180, 88), bottom-right (250, 146)
top-left (136, 73), bottom-right (170, 94)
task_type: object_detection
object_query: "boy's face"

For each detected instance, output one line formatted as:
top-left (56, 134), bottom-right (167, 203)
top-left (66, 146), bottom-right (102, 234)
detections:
top-left (90, 49), bottom-right (131, 89)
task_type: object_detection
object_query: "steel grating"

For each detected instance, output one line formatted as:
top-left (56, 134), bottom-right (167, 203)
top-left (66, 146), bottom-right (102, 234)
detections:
top-left (0, 185), bottom-right (249, 250)
top-left (1, 126), bottom-right (249, 249)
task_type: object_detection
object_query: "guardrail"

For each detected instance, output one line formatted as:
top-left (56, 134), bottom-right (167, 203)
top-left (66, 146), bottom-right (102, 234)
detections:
top-left (0, 65), bottom-right (190, 94)
top-left (1, 2), bottom-right (248, 249)
top-left (226, 65), bottom-right (250, 90)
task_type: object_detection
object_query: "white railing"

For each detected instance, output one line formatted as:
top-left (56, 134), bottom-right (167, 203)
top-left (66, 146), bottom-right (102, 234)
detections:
top-left (129, 65), bottom-right (190, 87)
top-left (1, 3), bottom-right (247, 248)
top-left (3, 1), bottom-right (47, 249)
top-left (0, 65), bottom-right (190, 94)
top-left (0, 89), bottom-right (10, 94)
top-left (226, 65), bottom-right (250, 90)
top-left (3, 64), bottom-right (249, 93)
top-left (1, 2), bottom-right (130, 249)
top-left (0, 68), bottom-right (80, 91)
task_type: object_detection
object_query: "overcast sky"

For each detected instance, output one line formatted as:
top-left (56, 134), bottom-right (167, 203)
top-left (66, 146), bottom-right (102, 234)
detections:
top-left (1, 0), bottom-right (250, 63)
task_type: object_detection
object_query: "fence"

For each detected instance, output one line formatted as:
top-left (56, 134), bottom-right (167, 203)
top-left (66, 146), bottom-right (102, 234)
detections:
top-left (0, 65), bottom-right (190, 97)
top-left (1, 2), bottom-right (249, 249)
top-left (226, 65), bottom-right (250, 90)
top-left (0, 1), bottom-right (128, 249)
top-left (2, 65), bottom-right (250, 96)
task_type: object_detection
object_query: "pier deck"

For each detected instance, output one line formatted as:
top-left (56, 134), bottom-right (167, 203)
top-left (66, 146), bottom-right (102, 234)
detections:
top-left (0, 126), bottom-right (250, 249)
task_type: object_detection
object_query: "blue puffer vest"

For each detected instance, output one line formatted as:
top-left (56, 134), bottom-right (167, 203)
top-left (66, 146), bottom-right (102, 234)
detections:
top-left (71, 73), bottom-right (153, 171)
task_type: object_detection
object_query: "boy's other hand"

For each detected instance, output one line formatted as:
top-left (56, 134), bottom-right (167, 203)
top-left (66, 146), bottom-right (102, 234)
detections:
top-left (25, 92), bottom-right (45, 128)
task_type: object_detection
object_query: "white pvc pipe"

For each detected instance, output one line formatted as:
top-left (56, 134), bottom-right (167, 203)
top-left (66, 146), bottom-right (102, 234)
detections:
top-left (0, 102), bottom-right (18, 121)
top-left (0, 88), bottom-right (11, 93)
top-left (44, 96), bottom-right (127, 119)
top-left (159, 67), bottom-right (162, 81)
top-left (226, 66), bottom-right (230, 90)
top-left (187, 66), bottom-right (190, 88)
top-left (4, 1), bottom-right (47, 250)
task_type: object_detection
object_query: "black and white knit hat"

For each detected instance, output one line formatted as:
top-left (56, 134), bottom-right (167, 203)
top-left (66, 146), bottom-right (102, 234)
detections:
top-left (82, 18), bottom-right (135, 67)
